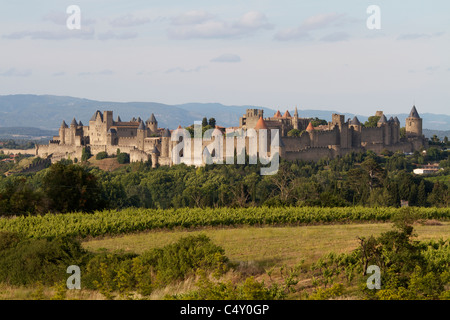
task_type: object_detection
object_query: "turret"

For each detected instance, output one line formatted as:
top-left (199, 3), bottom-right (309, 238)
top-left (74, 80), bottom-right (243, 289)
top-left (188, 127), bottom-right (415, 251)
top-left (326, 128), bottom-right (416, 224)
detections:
top-left (146, 113), bottom-right (158, 133)
top-left (161, 128), bottom-right (171, 158)
top-left (406, 105), bottom-right (422, 137)
top-left (137, 120), bottom-right (146, 150)
top-left (292, 106), bottom-right (299, 130)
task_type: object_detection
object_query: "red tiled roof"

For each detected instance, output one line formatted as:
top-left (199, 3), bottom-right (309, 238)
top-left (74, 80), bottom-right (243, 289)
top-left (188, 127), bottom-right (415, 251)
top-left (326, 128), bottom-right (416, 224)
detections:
top-left (255, 116), bottom-right (268, 130)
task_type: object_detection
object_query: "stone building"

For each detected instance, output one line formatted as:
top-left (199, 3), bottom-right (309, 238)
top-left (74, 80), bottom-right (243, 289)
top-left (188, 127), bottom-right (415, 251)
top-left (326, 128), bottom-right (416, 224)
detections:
top-left (36, 105), bottom-right (428, 165)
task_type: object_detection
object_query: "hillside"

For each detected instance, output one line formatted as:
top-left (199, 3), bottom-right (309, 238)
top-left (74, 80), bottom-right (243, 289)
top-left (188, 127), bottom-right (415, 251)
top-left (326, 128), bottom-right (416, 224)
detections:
top-left (0, 94), bottom-right (448, 131)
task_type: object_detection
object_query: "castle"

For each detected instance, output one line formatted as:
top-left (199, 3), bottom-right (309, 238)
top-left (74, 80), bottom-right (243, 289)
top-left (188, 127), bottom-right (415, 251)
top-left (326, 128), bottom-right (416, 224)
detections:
top-left (36, 106), bottom-right (428, 165)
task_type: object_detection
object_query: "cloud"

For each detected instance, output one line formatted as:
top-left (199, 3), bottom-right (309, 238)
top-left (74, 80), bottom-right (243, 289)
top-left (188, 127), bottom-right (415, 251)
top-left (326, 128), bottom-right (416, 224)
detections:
top-left (167, 11), bottom-right (273, 40)
top-left (78, 70), bottom-right (114, 76)
top-left (3, 28), bottom-right (95, 40)
top-left (320, 31), bottom-right (350, 42)
top-left (274, 12), bottom-right (350, 41)
top-left (211, 54), bottom-right (241, 63)
top-left (300, 13), bottom-right (346, 31)
top-left (110, 14), bottom-right (152, 27)
top-left (171, 10), bottom-right (215, 25)
top-left (0, 68), bottom-right (32, 77)
top-left (52, 72), bottom-right (66, 77)
top-left (165, 66), bottom-right (207, 73)
top-left (98, 31), bottom-right (138, 40)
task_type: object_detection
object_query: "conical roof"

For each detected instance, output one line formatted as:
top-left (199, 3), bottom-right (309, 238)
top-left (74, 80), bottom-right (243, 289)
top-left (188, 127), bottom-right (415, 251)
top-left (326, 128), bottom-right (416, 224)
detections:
top-left (408, 105), bottom-right (420, 118)
top-left (162, 128), bottom-right (171, 137)
top-left (283, 110), bottom-right (292, 118)
top-left (388, 116), bottom-right (394, 123)
top-left (254, 116), bottom-right (268, 130)
top-left (61, 120), bottom-right (68, 128)
top-left (378, 114), bottom-right (388, 124)
top-left (394, 116), bottom-right (400, 124)
top-left (138, 120), bottom-right (145, 130)
top-left (147, 113), bottom-right (157, 123)
top-left (116, 116), bottom-right (122, 122)
top-left (306, 122), bottom-right (315, 131)
top-left (70, 117), bottom-right (77, 126)
top-left (350, 116), bottom-right (361, 125)
top-left (90, 110), bottom-right (102, 122)
top-left (78, 121), bottom-right (84, 126)
top-left (274, 110), bottom-right (282, 118)
top-left (137, 117), bottom-right (142, 123)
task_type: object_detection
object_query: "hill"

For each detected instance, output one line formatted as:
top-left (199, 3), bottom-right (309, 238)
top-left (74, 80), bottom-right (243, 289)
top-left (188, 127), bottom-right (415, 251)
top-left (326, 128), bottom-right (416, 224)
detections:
top-left (0, 94), bottom-right (448, 131)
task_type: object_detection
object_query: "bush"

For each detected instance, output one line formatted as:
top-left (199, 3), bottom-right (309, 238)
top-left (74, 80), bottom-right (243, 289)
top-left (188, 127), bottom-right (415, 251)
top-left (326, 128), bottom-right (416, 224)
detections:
top-left (96, 152), bottom-right (108, 160)
top-left (117, 152), bottom-right (130, 164)
top-left (141, 234), bottom-right (229, 285)
top-left (0, 232), bottom-right (89, 286)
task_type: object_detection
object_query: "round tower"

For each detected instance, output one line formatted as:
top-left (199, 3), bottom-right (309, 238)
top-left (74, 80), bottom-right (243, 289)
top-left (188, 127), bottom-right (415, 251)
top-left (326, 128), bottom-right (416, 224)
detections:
top-left (406, 105), bottom-right (422, 137)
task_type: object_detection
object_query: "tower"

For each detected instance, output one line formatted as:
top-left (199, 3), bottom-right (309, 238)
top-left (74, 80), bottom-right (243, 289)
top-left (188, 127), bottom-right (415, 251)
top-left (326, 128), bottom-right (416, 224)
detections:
top-left (137, 120), bottom-right (146, 150)
top-left (146, 113), bottom-right (158, 133)
top-left (405, 105), bottom-right (422, 137)
top-left (161, 128), bottom-right (171, 159)
top-left (377, 114), bottom-right (391, 146)
top-left (59, 120), bottom-right (68, 144)
top-left (292, 106), bottom-right (299, 130)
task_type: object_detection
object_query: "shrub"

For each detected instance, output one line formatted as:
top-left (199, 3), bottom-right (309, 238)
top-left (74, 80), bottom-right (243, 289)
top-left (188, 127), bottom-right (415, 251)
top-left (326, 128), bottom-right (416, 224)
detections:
top-left (140, 234), bottom-right (229, 285)
top-left (0, 233), bottom-right (89, 286)
top-left (96, 152), bottom-right (108, 160)
top-left (117, 152), bottom-right (130, 164)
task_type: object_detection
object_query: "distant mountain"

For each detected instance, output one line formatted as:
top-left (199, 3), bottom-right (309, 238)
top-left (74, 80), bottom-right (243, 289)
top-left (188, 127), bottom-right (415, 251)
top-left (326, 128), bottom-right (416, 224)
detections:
top-left (0, 94), bottom-right (448, 131)
top-left (423, 129), bottom-right (450, 140)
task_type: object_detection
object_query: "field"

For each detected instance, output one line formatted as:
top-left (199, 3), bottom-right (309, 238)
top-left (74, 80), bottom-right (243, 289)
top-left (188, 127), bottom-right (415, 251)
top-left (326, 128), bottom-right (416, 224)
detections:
top-left (1, 206), bottom-right (448, 239)
top-left (84, 221), bottom-right (450, 270)
top-left (1, 207), bottom-right (449, 300)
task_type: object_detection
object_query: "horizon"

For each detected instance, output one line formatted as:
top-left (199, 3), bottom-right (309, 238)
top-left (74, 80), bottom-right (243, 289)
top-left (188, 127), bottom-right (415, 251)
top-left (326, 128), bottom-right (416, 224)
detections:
top-left (1, 93), bottom-right (449, 119)
top-left (0, 1), bottom-right (449, 116)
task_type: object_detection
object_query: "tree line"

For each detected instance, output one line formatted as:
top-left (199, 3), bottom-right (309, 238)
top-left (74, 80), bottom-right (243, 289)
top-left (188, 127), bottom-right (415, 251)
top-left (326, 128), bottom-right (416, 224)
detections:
top-left (0, 149), bottom-right (448, 215)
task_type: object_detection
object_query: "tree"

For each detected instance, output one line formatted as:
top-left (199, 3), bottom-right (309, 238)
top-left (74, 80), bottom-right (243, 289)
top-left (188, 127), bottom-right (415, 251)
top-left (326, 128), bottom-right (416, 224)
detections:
top-left (81, 147), bottom-right (92, 162)
top-left (202, 117), bottom-right (208, 127)
top-left (417, 180), bottom-right (427, 207)
top-left (311, 117), bottom-right (327, 127)
top-left (117, 152), bottom-right (130, 164)
top-left (287, 129), bottom-right (301, 137)
top-left (96, 151), bottom-right (108, 160)
top-left (400, 127), bottom-right (406, 139)
top-left (208, 118), bottom-right (216, 127)
top-left (42, 163), bottom-right (104, 213)
top-left (363, 116), bottom-right (380, 128)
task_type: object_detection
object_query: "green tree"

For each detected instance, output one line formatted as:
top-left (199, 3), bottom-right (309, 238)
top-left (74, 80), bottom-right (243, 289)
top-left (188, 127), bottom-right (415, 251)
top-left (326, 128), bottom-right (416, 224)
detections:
top-left (202, 117), bottom-right (208, 127)
top-left (81, 147), bottom-right (92, 162)
top-left (287, 129), bottom-right (301, 137)
top-left (117, 152), bottom-right (130, 164)
top-left (42, 163), bottom-right (104, 213)
top-left (208, 118), bottom-right (216, 127)
top-left (363, 116), bottom-right (381, 128)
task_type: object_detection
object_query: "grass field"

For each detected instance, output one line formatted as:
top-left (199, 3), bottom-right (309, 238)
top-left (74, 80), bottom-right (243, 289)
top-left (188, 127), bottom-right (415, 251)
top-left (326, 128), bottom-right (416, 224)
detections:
top-left (83, 220), bottom-right (450, 269)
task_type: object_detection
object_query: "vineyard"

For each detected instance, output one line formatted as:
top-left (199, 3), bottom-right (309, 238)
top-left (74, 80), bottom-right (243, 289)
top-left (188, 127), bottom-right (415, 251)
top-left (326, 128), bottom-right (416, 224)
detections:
top-left (0, 206), bottom-right (449, 239)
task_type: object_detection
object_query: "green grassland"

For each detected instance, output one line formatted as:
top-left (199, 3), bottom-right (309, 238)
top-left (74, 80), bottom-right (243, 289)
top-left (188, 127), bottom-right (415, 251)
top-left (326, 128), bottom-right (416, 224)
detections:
top-left (83, 221), bottom-right (450, 269)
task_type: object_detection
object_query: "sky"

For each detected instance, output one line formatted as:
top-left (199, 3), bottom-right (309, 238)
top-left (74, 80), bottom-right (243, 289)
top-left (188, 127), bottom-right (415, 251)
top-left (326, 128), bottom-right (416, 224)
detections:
top-left (0, 0), bottom-right (449, 116)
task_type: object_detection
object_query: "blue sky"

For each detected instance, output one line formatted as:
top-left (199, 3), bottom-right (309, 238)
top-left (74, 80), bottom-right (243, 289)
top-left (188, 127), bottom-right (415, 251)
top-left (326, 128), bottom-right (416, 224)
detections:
top-left (0, 0), bottom-right (449, 116)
